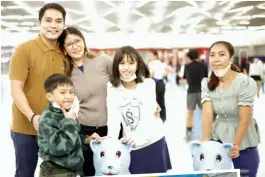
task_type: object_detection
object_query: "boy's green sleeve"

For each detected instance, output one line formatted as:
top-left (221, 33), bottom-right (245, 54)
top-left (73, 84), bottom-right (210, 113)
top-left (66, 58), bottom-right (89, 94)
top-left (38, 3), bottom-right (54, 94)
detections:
top-left (38, 115), bottom-right (81, 156)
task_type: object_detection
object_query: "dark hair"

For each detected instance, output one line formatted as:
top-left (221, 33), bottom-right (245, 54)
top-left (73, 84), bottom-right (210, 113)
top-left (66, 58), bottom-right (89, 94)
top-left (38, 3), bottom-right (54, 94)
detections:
top-left (152, 51), bottom-right (159, 57)
top-left (44, 74), bottom-right (73, 93)
top-left (58, 27), bottom-right (99, 76)
top-left (187, 49), bottom-right (199, 61)
top-left (39, 3), bottom-right (66, 22)
top-left (208, 41), bottom-right (241, 91)
top-left (111, 46), bottom-right (150, 87)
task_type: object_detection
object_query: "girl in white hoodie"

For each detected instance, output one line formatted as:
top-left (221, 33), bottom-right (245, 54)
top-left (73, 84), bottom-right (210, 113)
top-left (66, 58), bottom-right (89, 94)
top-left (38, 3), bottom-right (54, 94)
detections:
top-left (107, 46), bottom-right (172, 174)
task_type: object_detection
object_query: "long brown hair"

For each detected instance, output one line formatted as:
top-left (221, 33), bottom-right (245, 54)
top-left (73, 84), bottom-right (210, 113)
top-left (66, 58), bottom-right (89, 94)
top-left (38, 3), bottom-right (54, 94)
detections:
top-left (58, 27), bottom-right (99, 76)
top-left (208, 41), bottom-right (241, 91)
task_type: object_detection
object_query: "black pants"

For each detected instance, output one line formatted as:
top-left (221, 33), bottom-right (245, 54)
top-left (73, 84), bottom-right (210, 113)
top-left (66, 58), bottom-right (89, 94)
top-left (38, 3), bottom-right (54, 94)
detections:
top-left (11, 131), bottom-right (39, 177)
top-left (155, 79), bottom-right (166, 122)
top-left (80, 124), bottom-right (123, 176)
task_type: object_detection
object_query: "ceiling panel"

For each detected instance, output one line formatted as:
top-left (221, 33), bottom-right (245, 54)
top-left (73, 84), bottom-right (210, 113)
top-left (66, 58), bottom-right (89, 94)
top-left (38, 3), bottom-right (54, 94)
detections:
top-left (1, 0), bottom-right (265, 34)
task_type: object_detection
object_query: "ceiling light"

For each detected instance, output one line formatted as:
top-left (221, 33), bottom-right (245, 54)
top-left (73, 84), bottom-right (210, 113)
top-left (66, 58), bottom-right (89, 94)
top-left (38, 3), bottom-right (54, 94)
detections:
top-left (4, 6), bottom-right (21, 9)
top-left (20, 22), bottom-right (36, 26)
top-left (219, 0), bottom-right (230, 6)
top-left (209, 28), bottom-right (220, 34)
top-left (152, 1), bottom-right (168, 23)
top-left (216, 21), bottom-right (229, 25)
top-left (171, 26), bottom-right (182, 33)
top-left (183, 0), bottom-right (198, 7)
top-left (118, 2), bottom-right (131, 32)
top-left (186, 29), bottom-right (197, 34)
top-left (234, 26), bottom-right (247, 30)
top-left (202, 1), bottom-right (216, 10)
top-left (131, 9), bottom-right (146, 18)
top-left (248, 25), bottom-right (265, 30)
top-left (239, 21), bottom-right (250, 25)
top-left (228, 6), bottom-right (253, 13)
top-left (6, 27), bottom-right (30, 31)
top-left (232, 16), bottom-right (252, 20)
top-left (252, 15), bottom-right (265, 18)
top-left (31, 26), bottom-right (40, 30)
top-left (221, 29), bottom-right (234, 34)
top-left (257, 3), bottom-right (265, 10)
top-left (13, 1), bottom-right (38, 17)
top-left (214, 12), bottom-right (224, 20)
top-left (3, 22), bottom-right (19, 26)
top-left (1, 15), bottom-right (36, 20)
top-left (79, 25), bottom-right (94, 32)
top-left (196, 7), bottom-right (211, 17)
top-left (134, 17), bottom-right (151, 33)
top-left (82, 0), bottom-right (105, 33)
top-left (98, 0), bottom-right (116, 7)
top-left (221, 26), bottom-right (234, 30)
top-left (65, 8), bottom-right (85, 16)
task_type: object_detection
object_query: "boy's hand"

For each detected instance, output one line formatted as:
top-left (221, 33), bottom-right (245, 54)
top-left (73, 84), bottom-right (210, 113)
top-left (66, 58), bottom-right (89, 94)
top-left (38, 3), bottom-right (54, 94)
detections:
top-left (61, 108), bottom-right (76, 120)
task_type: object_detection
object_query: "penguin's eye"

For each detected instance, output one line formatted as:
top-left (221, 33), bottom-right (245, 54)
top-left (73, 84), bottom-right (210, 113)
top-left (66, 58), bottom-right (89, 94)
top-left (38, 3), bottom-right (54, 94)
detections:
top-left (200, 153), bottom-right (204, 161)
top-left (116, 151), bottom-right (121, 158)
top-left (216, 154), bottom-right (222, 162)
top-left (100, 151), bottom-right (105, 158)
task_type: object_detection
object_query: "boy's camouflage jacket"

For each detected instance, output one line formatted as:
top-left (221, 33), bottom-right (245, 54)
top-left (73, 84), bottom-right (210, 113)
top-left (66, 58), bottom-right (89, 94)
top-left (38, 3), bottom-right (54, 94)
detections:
top-left (38, 103), bottom-right (84, 170)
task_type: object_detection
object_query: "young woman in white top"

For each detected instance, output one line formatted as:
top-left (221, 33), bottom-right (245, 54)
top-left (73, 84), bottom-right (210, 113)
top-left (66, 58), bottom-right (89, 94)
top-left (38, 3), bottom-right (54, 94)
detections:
top-left (107, 46), bottom-right (172, 174)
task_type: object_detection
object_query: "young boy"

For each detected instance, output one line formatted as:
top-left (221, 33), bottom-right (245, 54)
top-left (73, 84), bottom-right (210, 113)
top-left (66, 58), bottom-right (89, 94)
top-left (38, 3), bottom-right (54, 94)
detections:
top-left (38, 74), bottom-right (99, 177)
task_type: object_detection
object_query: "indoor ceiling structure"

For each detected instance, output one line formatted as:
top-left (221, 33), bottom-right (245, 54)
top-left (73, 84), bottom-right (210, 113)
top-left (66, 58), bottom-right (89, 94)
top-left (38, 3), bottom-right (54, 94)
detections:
top-left (1, 0), bottom-right (265, 35)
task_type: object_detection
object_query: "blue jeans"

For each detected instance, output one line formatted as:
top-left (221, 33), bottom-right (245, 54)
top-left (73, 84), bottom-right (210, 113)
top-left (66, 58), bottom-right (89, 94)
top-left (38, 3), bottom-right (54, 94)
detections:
top-left (11, 131), bottom-right (39, 177)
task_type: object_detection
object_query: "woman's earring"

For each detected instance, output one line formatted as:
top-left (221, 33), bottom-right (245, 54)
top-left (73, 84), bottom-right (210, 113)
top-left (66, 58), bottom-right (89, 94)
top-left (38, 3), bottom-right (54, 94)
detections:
top-left (64, 52), bottom-right (67, 55)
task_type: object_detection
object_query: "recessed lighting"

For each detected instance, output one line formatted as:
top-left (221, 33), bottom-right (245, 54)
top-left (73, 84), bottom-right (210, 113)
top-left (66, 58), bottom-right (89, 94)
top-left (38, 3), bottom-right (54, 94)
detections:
top-left (234, 26), bottom-right (247, 30)
top-left (257, 4), bottom-right (265, 10)
top-left (216, 21), bottom-right (229, 25)
top-left (232, 16), bottom-right (252, 20)
top-left (239, 21), bottom-right (250, 25)
top-left (20, 22), bottom-right (36, 26)
top-left (252, 15), bottom-right (265, 18)
top-left (228, 6), bottom-right (254, 13)
top-left (221, 26), bottom-right (234, 30)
